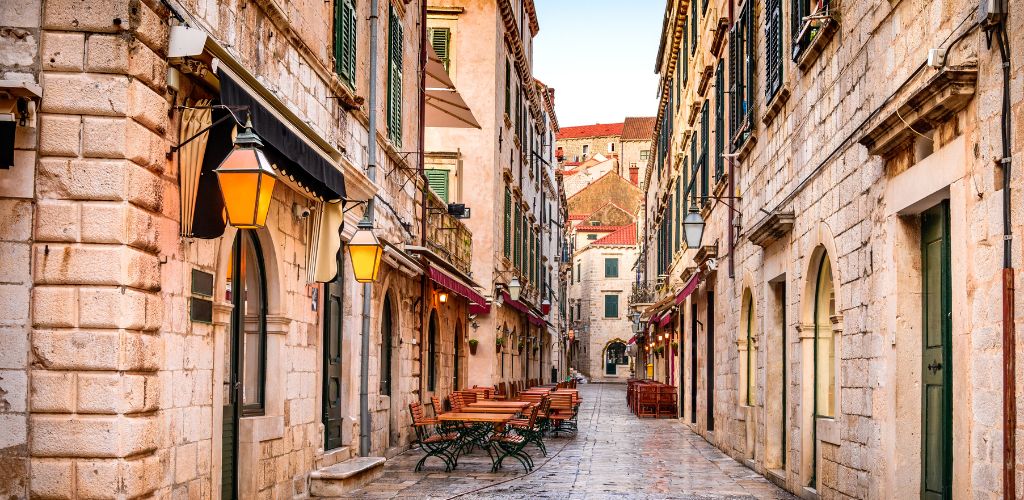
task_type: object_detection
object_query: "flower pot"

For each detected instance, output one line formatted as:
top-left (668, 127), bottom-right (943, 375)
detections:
top-left (468, 341), bottom-right (478, 355)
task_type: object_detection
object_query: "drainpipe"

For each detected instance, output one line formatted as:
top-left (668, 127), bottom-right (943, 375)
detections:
top-left (418, 0), bottom-right (429, 399)
top-left (991, 18), bottom-right (1015, 500)
top-left (727, 155), bottom-right (735, 279)
top-left (359, 0), bottom-right (381, 458)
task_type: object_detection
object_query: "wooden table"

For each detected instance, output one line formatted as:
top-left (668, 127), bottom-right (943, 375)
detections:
top-left (466, 401), bottom-right (530, 410)
top-left (438, 412), bottom-right (514, 423)
top-left (458, 406), bottom-right (521, 414)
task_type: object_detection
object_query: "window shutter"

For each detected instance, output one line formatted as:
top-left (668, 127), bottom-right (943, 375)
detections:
top-left (682, 35), bottom-right (689, 86)
top-left (673, 183), bottom-right (680, 250)
top-left (605, 258), bottom-right (618, 278)
top-left (334, 0), bottom-right (357, 85)
top-left (430, 28), bottom-right (451, 71)
top-left (333, 2), bottom-right (344, 75)
top-left (728, 27), bottom-right (739, 148)
top-left (514, 205), bottom-right (522, 268)
top-left (503, 188), bottom-right (512, 258)
top-left (700, 102), bottom-right (709, 204)
top-left (425, 169), bottom-right (449, 203)
top-left (745, 0), bottom-right (755, 121)
top-left (766, 0), bottom-right (782, 101)
top-left (604, 295), bottom-right (618, 318)
top-left (690, 140), bottom-right (698, 206)
top-left (387, 8), bottom-right (403, 146)
top-left (690, 0), bottom-right (698, 53)
top-left (714, 59), bottom-right (725, 180)
top-left (505, 60), bottom-right (511, 115)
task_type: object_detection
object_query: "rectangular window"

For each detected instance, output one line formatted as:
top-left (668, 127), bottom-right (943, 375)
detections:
top-left (682, 34), bottom-right (689, 87)
top-left (424, 169), bottom-right (450, 203)
top-left (582, 144), bottom-right (589, 156)
top-left (714, 59), bottom-right (725, 180)
top-left (604, 258), bottom-right (619, 278)
top-left (690, 0), bottom-right (698, 54)
top-left (700, 101), bottom-right (709, 205)
top-left (640, 150), bottom-right (650, 161)
top-left (690, 140), bottom-right (698, 207)
top-left (503, 188), bottom-right (512, 258)
top-left (587, 234), bottom-right (597, 241)
top-left (766, 0), bottom-right (783, 101)
top-left (576, 262), bottom-right (581, 283)
top-left (428, 27), bottom-right (452, 72)
top-left (604, 294), bottom-right (619, 318)
top-left (386, 6), bottom-right (403, 146)
top-left (673, 182), bottom-right (681, 251)
top-left (514, 204), bottom-right (522, 268)
top-left (728, 1), bottom-right (754, 151)
top-left (333, 0), bottom-right (357, 85)
top-left (505, 59), bottom-right (511, 116)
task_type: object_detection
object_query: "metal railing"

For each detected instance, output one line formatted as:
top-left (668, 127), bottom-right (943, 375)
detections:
top-left (628, 280), bottom-right (658, 306)
top-left (425, 191), bottom-right (473, 275)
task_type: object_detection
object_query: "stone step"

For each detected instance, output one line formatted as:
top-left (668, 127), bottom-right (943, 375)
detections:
top-left (309, 456), bottom-right (386, 497)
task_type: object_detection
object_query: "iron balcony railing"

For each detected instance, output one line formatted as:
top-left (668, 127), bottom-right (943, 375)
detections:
top-left (425, 191), bottom-right (473, 275)
top-left (628, 280), bottom-right (658, 306)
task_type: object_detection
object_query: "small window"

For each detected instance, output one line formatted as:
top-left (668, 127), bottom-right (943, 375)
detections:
top-left (604, 257), bottom-right (619, 278)
top-left (582, 145), bottom-right (589, 156)
top-left (587, 234), bottom-right (598, 240)
top-left (604, 294), bottom-right (619, 318)
top-left (640, 150), bottom-right (650, 161)
top-left (608, 142), bottom-right (615, 152)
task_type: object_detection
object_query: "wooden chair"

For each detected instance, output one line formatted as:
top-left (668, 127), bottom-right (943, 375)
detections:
top-left (450, 392), bottom-right (466, 412)
top-left (490, 404), bottom-right (539, 472)
top-left (510, 396), bottom-right (549, 456)
top-left (548, 393), bottom-right (577, 435)
top-left (409, 402), bottom-right (459, 471)
top-left (459, 390), bottom-right (478, 405)
top-left (637, 385), bottom-right (658, 418)
top-left (657, 385), bottom-right (678, 418)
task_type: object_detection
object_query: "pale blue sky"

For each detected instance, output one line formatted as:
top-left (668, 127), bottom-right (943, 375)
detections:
top-left (533, 0), bottom-right (665, 127)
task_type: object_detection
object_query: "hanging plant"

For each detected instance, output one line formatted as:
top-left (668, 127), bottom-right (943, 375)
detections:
top-left (671, 341), bottom-right (679, 351)
top-left (518, 340), bottom-right (525, 352)
top-left (495, 336), bottom-right (505, 351)
top-left (468, 338), bottom-right (479, 355)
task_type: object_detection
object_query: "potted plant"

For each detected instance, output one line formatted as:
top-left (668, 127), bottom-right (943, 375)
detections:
top-left (671, 341), bottom-right (679, 351)
top-left (495, 336), bottom-right (505, 351)
top-left (518, 340), bottom-right (525, 352)
top-left (468, 338), bottom-right (479, 355)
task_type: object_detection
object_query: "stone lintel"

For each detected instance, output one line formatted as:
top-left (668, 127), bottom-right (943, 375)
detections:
top-left (748, 211), bottom-right (795, 248)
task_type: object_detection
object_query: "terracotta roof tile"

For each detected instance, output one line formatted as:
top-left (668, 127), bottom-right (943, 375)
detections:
top-left (621, 117), bottom-right (657, 141)
top-left (573, 224), bottom-right (622, 233)
top-left (556, 122), bottom-right (624, 140)
top-left (593, 224), bottom-right (638, 246)
top-left (568, 214), bottom-right (588, 220)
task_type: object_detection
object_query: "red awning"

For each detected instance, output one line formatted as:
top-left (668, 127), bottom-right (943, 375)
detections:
top-left (428, 267), bottom-right (487, 307)
top-left (627, 335), bottom-right (637, 345)
top-left (674, 272), bottom-right (702, 305)
top-left (470, 303), bottom-right (491, 315)
top-left (527, 314), bottom-right (545, 326)
top-left (501, 291), bottom-right (531, 315)
top-left (658, 311), bottom-right (675, 327)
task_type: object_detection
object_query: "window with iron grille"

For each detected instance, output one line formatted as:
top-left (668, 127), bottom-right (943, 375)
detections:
top-left (386, 6), bottom-right (403, 146)
top-left (714, 59), bottom-right (725, 180)
top-left (333, 0), bottom-right (356, 86)
top-left (728, 0), bottom-right (755, 151)
top-left (765, 0), bottom-right (783, 101)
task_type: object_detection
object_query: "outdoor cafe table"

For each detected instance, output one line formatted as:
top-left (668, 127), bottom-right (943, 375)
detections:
top-left (466, 401), bottom-right (530, 411)
top-left (437, 412), bottom-right (515, 467)
top-left (438, 412), bottom-right (515, 423)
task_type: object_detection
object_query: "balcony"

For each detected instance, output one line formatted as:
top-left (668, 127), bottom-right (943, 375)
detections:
top-left (425, 191), bottom-right (473, 276)
top-left (628, 280), bottom-right (658, 307)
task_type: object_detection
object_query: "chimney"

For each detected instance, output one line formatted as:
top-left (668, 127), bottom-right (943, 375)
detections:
top-left (629, 166), bottom-right (639, 186)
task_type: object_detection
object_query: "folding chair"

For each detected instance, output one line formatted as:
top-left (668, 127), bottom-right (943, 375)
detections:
top-left (409, 402), bottom-right (459, 471)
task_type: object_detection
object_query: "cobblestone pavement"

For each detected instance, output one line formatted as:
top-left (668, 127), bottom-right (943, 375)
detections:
top-left (338, 384), bottom-right (795, 499)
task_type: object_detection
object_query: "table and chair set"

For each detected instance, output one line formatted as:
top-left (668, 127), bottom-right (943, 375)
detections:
top-left (626, 379), bottom-right (677, 418)
top-left (407, 380), bottom-right (581, 473)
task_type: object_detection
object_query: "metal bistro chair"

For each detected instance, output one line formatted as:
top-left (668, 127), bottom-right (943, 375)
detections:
top-left (409, 402), bottom-right (459, 472)
top-left (510, 396), bottom-right (549, 456)
top-left (490, 403), bottom-right (539, 472)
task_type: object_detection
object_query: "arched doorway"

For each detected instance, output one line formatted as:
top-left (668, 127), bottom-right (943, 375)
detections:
top-left (605, 341), bottom-right (628, 376)
top-left (380, 293), bottom-right (402, 450)
top-left (222, 230), bottom-right (268, 500)
top-left (427, 310), bottom-right (438, 392)
top-left (453, 322), bottom-right (463, 390)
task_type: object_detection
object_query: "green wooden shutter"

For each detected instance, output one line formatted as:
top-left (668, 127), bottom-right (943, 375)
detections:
top-left (425, 169), bottom-right (449, 203)
top-left (604, 294), bottom-right (618, 318)
top-left (429, 27), bottom-right (451, 71)
top-left (682, 35), bottom-right (688, 86)
top-left (766, 0), bottom-right (783, 100)
top-left (505, 60), bottom-right (511, 115)
top-left (700, 102), bottom-right (709, 204)
top-left (714, 59), bottom-right (725, 180)
top-left (334, 0), bottom-right (356, 85)
top-left (387, 7), bottom-right (403, 146)
top-left (503, 188), bottom-right (512, 258)
top-left (690, 0), bottom-right (698, 53)
top-left (514, 205), bottom-right (521, 268)
top-left (745, 0), bottom-right (755, 123)
top-left (728, 27), bottom-right (739, 150)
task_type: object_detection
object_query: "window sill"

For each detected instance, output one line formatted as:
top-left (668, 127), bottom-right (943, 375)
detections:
top-left (733, 133), bottom-right (757, 164)
top-left (761, 85), bottom-right (791, 126)
top-left (793, 16), bottom-right (838, 72)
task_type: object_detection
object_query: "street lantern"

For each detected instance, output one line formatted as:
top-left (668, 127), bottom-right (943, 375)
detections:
top-left (438, 291), bottom-right (449, 303)
top-left (508, 277), bottom-right (522, 302)
top-left (541, 299), bottom-right (551, 314)
top-left (215, 119), bottom-right (277, 229)
top-left (348, 218), bottom-right (383, 283)
top-left (683, 205), bottom-right (705, 249)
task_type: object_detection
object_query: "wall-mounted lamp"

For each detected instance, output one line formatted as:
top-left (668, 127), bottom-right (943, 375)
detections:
top-left (215, 118), bottom-right (277, 229)
top-left (438, 291), bottom-right (449, 303)
top-left (348, 217), bottom-right (383, 283)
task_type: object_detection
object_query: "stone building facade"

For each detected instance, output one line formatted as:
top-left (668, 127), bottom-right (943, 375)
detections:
top-left (0, 0), bottom-right (485, 497)
top-left (556, 122), bottom-right (622, 165)
top-left (425, 0), bottom-right (567, 390)
top-left (638, 0), bottom-right (1023, 499)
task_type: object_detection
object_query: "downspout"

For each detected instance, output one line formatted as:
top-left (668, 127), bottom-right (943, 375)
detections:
top-left (992, 18), bottom-right (1015, 500)
top-left (418, 0), bottom-right (430, 399)
top-left (727, 155), bottom-right (735, 279)
top-left (359, 0), bottom-right (381, 458)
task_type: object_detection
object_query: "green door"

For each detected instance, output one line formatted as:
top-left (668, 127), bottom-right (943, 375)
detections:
top-left (921, 201), bottom-right (952, 500)
top-left (322, 249), bottom-right (345, 450)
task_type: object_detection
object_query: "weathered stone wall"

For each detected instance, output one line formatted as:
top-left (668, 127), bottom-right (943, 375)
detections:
top-left (578, 245), bottom-right (638, 382)
top-left (566, 173), bottom-right (642, 217)
top-left (558, 135), bottom-right (619, 164)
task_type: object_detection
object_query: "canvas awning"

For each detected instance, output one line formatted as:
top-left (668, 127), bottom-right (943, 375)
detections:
top-left (425, 45), bottom-right (481, 129)
top-left (674, 272), bottom-right (702, 304)
top-left (658, 311), bottom-right (675, 328)
top-left (428, 266), bottom-right (488, 307)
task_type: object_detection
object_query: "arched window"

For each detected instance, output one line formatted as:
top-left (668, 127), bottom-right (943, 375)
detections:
top-left (605, 341), bottom-right (628, 375)
top-left (428, 311), bottom-right (438, 391)
top-left (227, 230), bottom-right (267, 415)
top-left (814, 255), bottom-right (836, 418)
top-left (380, 295), bottom-right (393, 396)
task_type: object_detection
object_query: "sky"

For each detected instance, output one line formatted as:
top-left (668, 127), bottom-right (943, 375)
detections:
top-left (533, 0), bottom-right (665, 128)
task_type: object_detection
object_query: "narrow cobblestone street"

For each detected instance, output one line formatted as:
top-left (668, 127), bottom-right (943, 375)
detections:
top-left (342, 384), bottom-right (794, 499)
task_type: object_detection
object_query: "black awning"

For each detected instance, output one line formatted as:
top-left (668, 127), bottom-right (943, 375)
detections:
top-left (217, 69), bottom-right (346, 201)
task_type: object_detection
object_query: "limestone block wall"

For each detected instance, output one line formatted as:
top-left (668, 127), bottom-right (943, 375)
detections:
top-left (558, 136), bottom-right (620, 164)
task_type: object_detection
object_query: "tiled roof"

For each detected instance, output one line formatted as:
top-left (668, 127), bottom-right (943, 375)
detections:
top-left (593, 224), bottom-right (638, 246)
top-left (568, 214), bottom-right (588, 220)
top-left (573, 224), bottom-right (621, 233)
top-left (556, 122), bottom-right (624, 140)
top-left (621, 117), bottom-right (657, 141)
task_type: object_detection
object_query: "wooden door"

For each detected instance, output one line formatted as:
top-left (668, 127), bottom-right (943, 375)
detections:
top-left (706, 293), bottom-right (715, 431)
top-left (322, 250), bottom-right (345, 451)
top-left (921, 202), bottom-right (952, 500)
